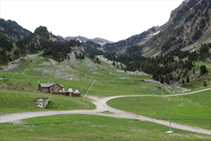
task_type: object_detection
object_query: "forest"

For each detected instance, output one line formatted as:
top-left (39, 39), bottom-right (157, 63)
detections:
top-left (0, 34), bottom-right (12, 64)
top-left (104, 43), bottom-right (211, 84)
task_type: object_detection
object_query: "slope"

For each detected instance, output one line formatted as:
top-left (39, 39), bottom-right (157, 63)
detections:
top-left (102, 0), bottom-right (211, 57)
top-left (0, 18), bottom-right (32, 43)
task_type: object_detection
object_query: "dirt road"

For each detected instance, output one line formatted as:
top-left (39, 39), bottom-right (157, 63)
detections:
top-left (0, 88), bottom-right (211, 135)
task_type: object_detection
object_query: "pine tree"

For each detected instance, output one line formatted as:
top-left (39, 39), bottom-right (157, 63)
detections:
top-left (203, 81), bottom-right (207, 87)
top-left (186, 75), bottom-right (190, 83)
top-left (160, 76), bottom-right (164, 84)
top-left (200, 65), bottom-right (207, 76)
top-left (182, 79), bottom-right (185, 84)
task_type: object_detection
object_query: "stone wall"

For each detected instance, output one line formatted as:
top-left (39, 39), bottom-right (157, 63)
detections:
top-left (36, 97), bottom-right (49, 109)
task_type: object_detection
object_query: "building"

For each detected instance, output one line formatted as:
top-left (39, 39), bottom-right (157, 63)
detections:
top-left (38, 82), bottom-right (63, 93)
top-left (71, 89), bottom-right (81, 97)
top-left (38, 82), bottom-right (81, 97)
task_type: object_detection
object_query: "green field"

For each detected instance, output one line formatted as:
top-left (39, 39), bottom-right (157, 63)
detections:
top-left (1, 114), bottom-right (210, 141)
top-left (107, 89), bottom-right (211, 130)
top-left (0, 55), bottom-right (211, 140)
top-left (0, 89), bottom-right (95, 114)
top-left (0, 70), bottom-right (169, 114)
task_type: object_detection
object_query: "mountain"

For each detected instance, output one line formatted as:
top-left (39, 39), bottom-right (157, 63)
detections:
top-left (64, 36), bottom-right (112, 46)
top-left (16, 26), bottom-right (81, 62)
top-left (102, 0), bottom-right (211, 86)
top-left (0, 34), bottom-right (13, 64)
top-left (141, 0), bottom-right (211, 57)
top-left (0, 18), bottom-right (32, 43)
top-left (82, 40), bottom-right (104, 55)
top-left (65, 36), bottom-right (88, 42)
top-left (56, 35), bottom-right (67, 43)
top-left (58, 36), bottom-right (105, 55)
top-left (103, 0), bottom-right (211, 57)
top-left (91, 37), bottom-right (112, 46)
top-left (16, 26), bottom-right (58, 53)
top-left (103, 26), bottom-right (158, 55)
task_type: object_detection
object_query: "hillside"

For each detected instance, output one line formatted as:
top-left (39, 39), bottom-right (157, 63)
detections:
top-left (103, 26), bottom-right (158, 55)
top-left (82, 40), bottom-right (104, 55)
top-left (16, 26), bottom-right (58, 51)
top-left (1, 0), bottom-right (211, 88)
top-left (103, 0), bottom-right (211, 57)
top-left (16, 26), bottom-right (83, 62)
top-left (0, 34), bottom-right (13, 64)
top-left (0, 18), bottom-right (32, 43)
top-left (64, 36), bottom-right (112, 46)
top-left (143, 0), bottom-right (211, 56)
top-left (0, 2), bottom-right (211, 140)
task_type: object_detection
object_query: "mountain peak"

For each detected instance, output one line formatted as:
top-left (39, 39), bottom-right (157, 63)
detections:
top-left (63, 36), bottom-right (112, 46)
top-left (34, 26), bottom-right (48, 34)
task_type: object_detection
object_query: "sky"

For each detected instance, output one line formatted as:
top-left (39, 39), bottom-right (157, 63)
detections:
top-left (0, 0), bottom-right (184, 42)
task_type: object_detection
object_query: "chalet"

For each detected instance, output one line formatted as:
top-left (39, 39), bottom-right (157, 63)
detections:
top-left (38, 82), bottom-right (63, 93)
top-left (38, 82), bottom-right (81, 97)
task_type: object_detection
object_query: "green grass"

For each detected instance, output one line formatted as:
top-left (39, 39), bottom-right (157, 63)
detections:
top-left (107, 89), bottom-right (211, 130)
top-left (0, 68), bottom-right (170, 98)
top-left (182, 61), bottom-right (211, 88)
top-left (0, 114), bottom-right (210, 141)
top-left (0, 68), bottom-right (166, 114)
top-left (0, 89), bottom-right (95, 114)
top-left (173, 21), bottom-right (184, 29)
top-left (198, 27), bottom-right (211, 43)
top-left (1, 54), bottom-right (211, 140)
top-left (144, 48), bottom-right (160, 58)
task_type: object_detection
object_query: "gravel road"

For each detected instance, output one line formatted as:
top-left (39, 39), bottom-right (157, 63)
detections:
top-left (0, 88), bottom-right (211, 135)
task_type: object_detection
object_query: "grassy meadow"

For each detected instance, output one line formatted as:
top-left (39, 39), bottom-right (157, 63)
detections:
top-left (0, 70), bottom-right (166, 114)
top-left (107, 89), bottom-right (211, 130)
top-left (0, 54), bottom-right (211, 140)
top-left (183, 61), bottom-right (211, 89)
top-left (1, 114), bottom-right (210, 141)
top-left (0, 89), bottom-right (95, 114)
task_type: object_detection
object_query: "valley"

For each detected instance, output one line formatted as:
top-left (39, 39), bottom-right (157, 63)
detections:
top-left (0, 0), bottom-right (211, 140)
top-left (0, 54), bottom-right (210, 140)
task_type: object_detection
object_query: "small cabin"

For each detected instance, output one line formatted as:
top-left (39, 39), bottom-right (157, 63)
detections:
top-left (38, 82), bottom-right (63, 93)
top-left (38, 83), bottom-right (80, 97)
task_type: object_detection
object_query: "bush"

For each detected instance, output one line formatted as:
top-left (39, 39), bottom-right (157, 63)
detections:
top-left (203, 81), bottom-right (207, 87)
top-left (200, 65), bottom-right (207, 76)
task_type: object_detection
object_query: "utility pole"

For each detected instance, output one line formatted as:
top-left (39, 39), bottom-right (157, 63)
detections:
top-left (167, 99), bottom-right (173, 133)
top-left (1, 81), bottom-right (2, 94)
top-left (83, 79), bottom-right (96, 102)
top-left (25, 84), bottom-right (27, 94)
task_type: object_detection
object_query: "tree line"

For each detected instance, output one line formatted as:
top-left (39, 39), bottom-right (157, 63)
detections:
top-left (0, 34), bottom-right (12, 64)
top-left (104, 43), bottom-right (210, 84)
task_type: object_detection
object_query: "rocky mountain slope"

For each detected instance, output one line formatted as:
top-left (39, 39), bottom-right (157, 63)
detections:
top-left (0, 18), bottom-right (32, 43)
top-left (103, 26), bottom-right (158, 55)
top-left (143, 0), bottom-right (211, 56)
top-left (103, 0), bottom-right (211, 57)
top-left (64, 36), bottom-right (112, 46)
top-left (16, 26), bottom-right (58, 53)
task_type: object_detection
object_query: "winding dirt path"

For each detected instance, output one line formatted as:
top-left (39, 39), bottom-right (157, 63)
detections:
top-left (0, 88), bottom-right (211, 135)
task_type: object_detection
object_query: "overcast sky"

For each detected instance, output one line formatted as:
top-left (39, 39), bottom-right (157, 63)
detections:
top-left (0, 0), bottom-right (184, 42)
